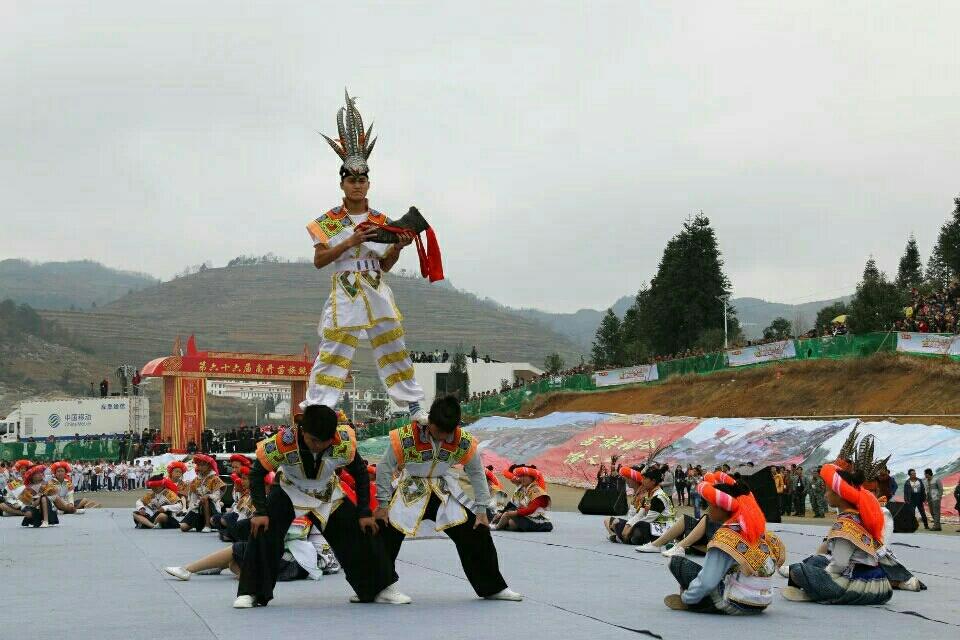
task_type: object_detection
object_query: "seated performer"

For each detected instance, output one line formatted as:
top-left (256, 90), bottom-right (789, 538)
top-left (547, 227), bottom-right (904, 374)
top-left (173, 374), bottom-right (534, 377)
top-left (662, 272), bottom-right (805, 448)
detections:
top-left (375, 395), bottom-right (522, 601)
top-left (180, 454), bottom-right (225, 533)
top-left (133, 475), bottom-right (184, 529)
top-left (229, 454), bottom-right (252, 475)
top-left (167, 461), bottom-right (190, 499)
top-left (235, 404), bottom-right (402, 608)
top-left (605, 463), bottom-right (676, 547)
top-left (49, 461), bottom-right (93, 513)
top-left (493, 465), bottom-right (553, 532)
top-left (216, 468), bottom-right (254, 542)
top-left (782, 461), bottom-right (892, 604)
top-left (664, 472), bottom-right (785, 614)
top-left (1, 472), bottom-right (26, 518)
top-left (165, 516), bottom-right (341, 583)
top-left (639, 473), bottom-right (728, 557)
top-left (20, 464), bottom-right (59, 528)
top-left (485, 465), bottom-right (510, 518)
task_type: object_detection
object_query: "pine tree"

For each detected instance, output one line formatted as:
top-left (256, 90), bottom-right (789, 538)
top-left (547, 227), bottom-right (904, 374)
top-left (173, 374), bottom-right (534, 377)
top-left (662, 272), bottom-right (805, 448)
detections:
top-left (814, 301), bottom-right (849, 333)
top-left (619, 287), bottom-right (654, 365)
top-left (895, 235), bottom-right (923, 289)
top-left (929, 194), bottom-right (960, 283)
top-left (591, 309), bottom-right (622, 368)
top-left (925, 242), bottom-right (952, 289)
top-left (643, 213), bottom-right (735, 355)
top-left (447, 351), bottom-right (470, 400)
top-left (848, 257), bottom-right (906, 333)
top-left (543, 353), bottom-right (565, 375)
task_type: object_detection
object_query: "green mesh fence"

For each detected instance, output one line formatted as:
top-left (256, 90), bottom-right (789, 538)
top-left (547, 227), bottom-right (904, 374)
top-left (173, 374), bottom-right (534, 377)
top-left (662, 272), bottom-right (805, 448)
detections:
top-left (359, 332), bottom-right (905, 438)
top-left (0, 439), bottom-right (123, 462)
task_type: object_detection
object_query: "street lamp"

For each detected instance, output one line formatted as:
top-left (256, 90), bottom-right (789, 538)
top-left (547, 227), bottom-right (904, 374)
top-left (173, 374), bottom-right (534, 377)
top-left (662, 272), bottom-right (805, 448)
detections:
top-left (717, 295), bottom-right (729, 349)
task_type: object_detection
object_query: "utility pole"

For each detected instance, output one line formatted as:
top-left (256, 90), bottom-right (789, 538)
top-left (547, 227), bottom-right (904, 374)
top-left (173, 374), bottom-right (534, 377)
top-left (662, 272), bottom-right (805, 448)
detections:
top-left (717, 295), bottom-right (729, 349)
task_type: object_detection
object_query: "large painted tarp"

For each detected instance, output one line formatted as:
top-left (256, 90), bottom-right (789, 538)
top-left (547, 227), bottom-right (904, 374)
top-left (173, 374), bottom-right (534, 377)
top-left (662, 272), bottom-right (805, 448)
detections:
top-left (468, 412), bottom-right (960, 518)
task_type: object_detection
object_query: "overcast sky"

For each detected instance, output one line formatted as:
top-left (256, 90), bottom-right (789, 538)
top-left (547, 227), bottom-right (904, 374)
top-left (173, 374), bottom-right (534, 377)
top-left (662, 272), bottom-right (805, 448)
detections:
top-left (2, 2), bottom-right (959, 312)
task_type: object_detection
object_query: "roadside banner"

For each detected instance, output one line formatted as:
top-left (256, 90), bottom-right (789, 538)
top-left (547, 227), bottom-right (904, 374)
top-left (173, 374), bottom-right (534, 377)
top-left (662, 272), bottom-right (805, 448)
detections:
top-left (726, 339), bottom-right (796, 367)
top-left (593, 364), bottom-right (659, 387)
top-left (896, 331), bottom-right (960, 356)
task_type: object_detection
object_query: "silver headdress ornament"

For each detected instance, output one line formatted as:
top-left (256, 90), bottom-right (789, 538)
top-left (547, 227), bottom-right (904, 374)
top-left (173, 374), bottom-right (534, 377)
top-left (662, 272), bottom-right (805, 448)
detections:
top-left (321, 88), bottom-right (377, 178)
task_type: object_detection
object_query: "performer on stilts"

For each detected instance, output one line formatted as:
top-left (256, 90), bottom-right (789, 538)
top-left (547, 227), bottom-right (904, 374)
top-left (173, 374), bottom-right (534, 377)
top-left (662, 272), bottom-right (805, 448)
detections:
top-left (781, 427), bottom-right (893, 604)
top-left (375, 395), bottom-right (523, 602)
top-left (303, 89), bottom-right (442, 424)
top-left (664, 471), bottom-right (786, 614)
top-left (233, 404), bottom-right (404, 609)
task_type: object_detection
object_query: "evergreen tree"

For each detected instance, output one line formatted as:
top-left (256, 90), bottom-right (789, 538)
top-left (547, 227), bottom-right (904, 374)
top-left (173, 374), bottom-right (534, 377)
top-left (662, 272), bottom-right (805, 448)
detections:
top-left (591, 309), bottom-right (622, 367)
top-left (543, 353), bottom-right (565, 375)
top-left (619, 287), bottom-right (654, 365)
top-left (928, 194), bottom-right (960, 285)
top-left (762, 317), bottom-right (793, 340)
top-left (447, 350), bottom-right (470, 400)
top-left (848, 257), bottom-right (906, 333)
top-left (643, 213), bottom-right (736, 355)
top-left (895, 235), bottom-right (923, 289)
top-left (925, 241), bottom-right (952, 289)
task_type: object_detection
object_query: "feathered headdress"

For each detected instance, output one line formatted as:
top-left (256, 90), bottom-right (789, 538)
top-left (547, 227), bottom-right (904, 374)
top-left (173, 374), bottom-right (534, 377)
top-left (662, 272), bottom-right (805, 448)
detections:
top-left (321, 89), bottom-right (377, 178)
top-left (834, 425), bottom-right (861, 471)
top-left (854, 434), bottom-right (890, 488)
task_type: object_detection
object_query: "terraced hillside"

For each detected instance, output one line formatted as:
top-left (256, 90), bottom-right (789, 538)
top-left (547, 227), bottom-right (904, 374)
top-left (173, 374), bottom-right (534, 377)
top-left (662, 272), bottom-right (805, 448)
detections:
top-left (41, 263), bottom-right (585, 384)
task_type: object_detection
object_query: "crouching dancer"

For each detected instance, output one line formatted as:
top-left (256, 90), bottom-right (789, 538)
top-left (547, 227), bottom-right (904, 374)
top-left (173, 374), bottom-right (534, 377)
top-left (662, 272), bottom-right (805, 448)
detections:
top-left (233, 404), bottom-right (403, 609)
top-left (375, 395), bottom-right (522, 602)
top-left (664, 472), bottom-right (785, 615)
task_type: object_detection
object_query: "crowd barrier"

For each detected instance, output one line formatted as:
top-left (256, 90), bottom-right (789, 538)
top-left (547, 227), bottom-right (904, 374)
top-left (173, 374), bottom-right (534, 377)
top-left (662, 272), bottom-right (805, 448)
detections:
top-left (0, 439), bottom-right (123, 462)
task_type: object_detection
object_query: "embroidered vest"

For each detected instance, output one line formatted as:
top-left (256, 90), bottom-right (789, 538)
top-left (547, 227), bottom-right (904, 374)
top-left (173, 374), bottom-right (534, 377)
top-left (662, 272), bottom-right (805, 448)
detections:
top-left (306, 206), bottom-right (388, 250)
top-left (639, 486), bottom-right (675, 527)
top-left (708, 525), bottom-right (785, 607)
top-left (256, 426), bottom-right (357, 517)
top-left (388, 423), bottom-right (477, 476)
top-left (828, 511), bottom-right (882, 557)
top-left (523, 484), bottom-right (551, 520)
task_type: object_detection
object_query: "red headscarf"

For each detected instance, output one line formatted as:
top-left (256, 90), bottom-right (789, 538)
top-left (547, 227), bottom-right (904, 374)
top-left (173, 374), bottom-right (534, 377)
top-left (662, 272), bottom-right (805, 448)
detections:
top-left (51, 461), bottom-right (72, 474)
top-left (696, 480), bottom-right (767, 544)
top-left (512, 466), bottom-right (546, 490)
top-left (231, 466), bottom-right (250, 487)
top-left (147, 477), bottom-right (178, 492)
top-left (619, 466), bottom-right (644, 485)
top-left (229, 454), bottom-right (251, 467)
top-left (502, 468), bottom-right (516, 482)
top-left (821, 463), bottom-right (884, 542)
top-left (23, 464), bottom-right (47, 485)
top-left (167, 461), bottom-right (187, 475)
top-left (192, 454), bottom-right (219, 474)
top-left (14, 459), bottom-right (32, 472)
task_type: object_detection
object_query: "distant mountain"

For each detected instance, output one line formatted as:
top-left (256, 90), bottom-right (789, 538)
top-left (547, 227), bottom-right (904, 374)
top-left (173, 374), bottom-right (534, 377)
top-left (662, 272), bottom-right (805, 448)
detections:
top-left (40, 263), bottom-right (586, 387)
top-left (511, 294), bottom-right (851, 347)
top-left (0, 259), bottom-right (158, 310)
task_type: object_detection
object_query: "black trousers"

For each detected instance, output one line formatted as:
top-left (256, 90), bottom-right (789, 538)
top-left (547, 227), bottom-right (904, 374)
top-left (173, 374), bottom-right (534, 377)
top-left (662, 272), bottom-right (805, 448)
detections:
top-left (381, 494), bottom-right (508, 598)
top-left (237, 486), bottom-right (396, 606)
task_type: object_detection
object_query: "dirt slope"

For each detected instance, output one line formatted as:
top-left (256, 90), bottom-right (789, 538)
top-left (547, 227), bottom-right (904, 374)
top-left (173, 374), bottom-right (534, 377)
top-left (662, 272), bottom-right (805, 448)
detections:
top-left (529, 354), bottom-right (960, 428)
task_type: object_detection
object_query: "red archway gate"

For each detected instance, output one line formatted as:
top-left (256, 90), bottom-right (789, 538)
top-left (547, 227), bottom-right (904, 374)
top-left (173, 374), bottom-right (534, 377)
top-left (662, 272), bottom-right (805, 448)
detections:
top-left (142, 336), bottom-right (310, 452)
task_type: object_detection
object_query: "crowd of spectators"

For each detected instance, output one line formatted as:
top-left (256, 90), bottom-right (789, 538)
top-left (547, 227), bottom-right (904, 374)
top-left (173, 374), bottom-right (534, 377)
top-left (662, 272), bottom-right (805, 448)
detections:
top-left (895, 283), bottom-right (960, 334)
top-left (411, 346), bottom-right (501, 364)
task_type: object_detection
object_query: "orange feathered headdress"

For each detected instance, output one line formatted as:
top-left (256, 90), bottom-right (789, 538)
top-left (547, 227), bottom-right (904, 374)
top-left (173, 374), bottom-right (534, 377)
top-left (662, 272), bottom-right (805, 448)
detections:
top-left (704, 471), bottom-right (736, 486)
top-left (512, 466), bottom-right (546, 490)
top-left (821, 463), bottom-right (884, 543)
top-left (22, 464), bottom-right (46, 484)
top-left (485, 468), bottom-right (502, 490)
top-left (619, 466), bottom-right (644, 485)
top-left (502, 467), bottom-right (516, 482)
top-left (696, 480), bottom-right (767, 544)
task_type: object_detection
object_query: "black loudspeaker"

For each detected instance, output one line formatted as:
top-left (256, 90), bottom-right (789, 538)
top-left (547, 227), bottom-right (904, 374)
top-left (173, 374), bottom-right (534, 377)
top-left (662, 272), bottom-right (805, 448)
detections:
top-left (887, 501), bottom-right (919, 533)
top-left (737, 465), bottom-right (781, 523)
top-left (578, 489), bottom-right (628, 516)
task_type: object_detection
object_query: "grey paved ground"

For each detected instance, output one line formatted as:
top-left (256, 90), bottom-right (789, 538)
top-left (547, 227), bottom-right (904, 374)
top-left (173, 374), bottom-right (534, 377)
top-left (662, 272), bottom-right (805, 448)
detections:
top-left (2, 510), bottom-right (957, 640)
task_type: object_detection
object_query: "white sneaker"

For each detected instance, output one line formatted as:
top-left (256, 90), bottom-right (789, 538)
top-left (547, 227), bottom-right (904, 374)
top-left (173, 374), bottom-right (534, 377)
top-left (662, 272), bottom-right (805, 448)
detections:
top-left (201, 527), bottom-right (212, 533)
top-left (76, 509), bottom-right (86, 514)
top-left (635, 542), bottom-right (660, 553)
top-left (39, 522), bottom-right (50, 528)
top-left (662, 545), bottom-right (686, 558)
top-left (900, 576), bottom-right (923, 592)
top-left (485, 588), bottom-right (523, 601)
top-left (233, 595), bottom-right (255, 609)
top-left (778, 564), bottom-right (791, 578)
top-left (373, 584), bottom-right (412, 604)
top-left (349, 595), bottom-right (361, 603)
top-left (164, 566), bottom-right (192, 581)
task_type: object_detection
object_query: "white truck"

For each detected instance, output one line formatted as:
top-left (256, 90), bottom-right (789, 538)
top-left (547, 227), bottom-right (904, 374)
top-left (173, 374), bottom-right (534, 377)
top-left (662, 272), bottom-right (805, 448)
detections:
top-left (0, 397), bottom-right (149, 443)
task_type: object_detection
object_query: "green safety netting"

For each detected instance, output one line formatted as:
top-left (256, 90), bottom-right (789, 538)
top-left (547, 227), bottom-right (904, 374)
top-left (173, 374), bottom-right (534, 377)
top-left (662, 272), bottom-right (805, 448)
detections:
top-left (0, 439), bottom-right (123, 462)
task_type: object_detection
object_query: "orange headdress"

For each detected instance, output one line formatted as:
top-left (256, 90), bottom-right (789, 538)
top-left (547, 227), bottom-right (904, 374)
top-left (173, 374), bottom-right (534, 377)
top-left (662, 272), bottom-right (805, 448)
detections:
top-left (696, 480), bottom-right (767, 544)
top-left (512, 466), bottom-right (546, 490)
top-left (619, 466), bottom-right (645, 485)
top-left (14, 459), bottom-right (32, 472)
top-left (502, 467), bottom-right (516, 482)
top-left (22, 464), bottom-right (47, 485)
top-left (192, 454), bottom-right (219, 474)
top-left (485, 467), bottom-right (502, 490)
top-left (821, 463), bottom-right (884, 542)
top-left (167, 461), bottom-right (187, 475)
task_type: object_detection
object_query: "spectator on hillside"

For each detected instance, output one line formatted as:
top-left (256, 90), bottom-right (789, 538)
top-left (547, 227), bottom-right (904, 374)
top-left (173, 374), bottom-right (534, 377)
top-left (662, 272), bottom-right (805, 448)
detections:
top-left (470, 346), bottom-right (478, 363)
top-left (903, 468), bottom-right (929, 530)
top-left (132, 369), bottom-right (142, 396)
top-left (442, 349), bottom-right (449, 363)
top-left (100, 378), bottom-right (109, 397)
